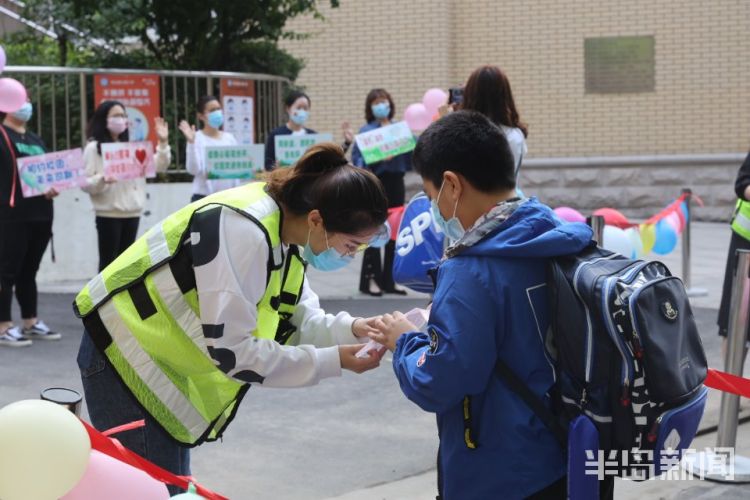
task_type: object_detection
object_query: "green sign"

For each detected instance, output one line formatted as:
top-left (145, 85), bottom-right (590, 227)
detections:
top-left (354, 122), bottom-right (416, 165)
top-left (205, 144), bottom-right (265, 179)
top-left (274, 133), bottom-right (333, 167)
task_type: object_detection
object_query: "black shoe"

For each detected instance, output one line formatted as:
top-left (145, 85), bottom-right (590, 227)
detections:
top-left (360, 279), bottom-right (383, 297)
top-left (383, 286), bottom-right (408, 295)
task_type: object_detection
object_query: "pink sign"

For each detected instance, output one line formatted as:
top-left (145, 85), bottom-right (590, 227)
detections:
top-left (16, 148), bottom-right (86, 198)
top-left (101, 141), bottom-right (156, 180)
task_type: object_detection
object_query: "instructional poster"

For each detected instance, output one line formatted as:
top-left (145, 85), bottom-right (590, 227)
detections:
top-left (94, 74), bottom-right (161, 146)
top-left (220, 78), bottom-right (255, 145)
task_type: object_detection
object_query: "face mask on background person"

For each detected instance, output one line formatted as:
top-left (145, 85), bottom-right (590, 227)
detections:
top-left (371, 102), bottom-right (391, 120)
top-left (11, 102), bottom-right (33, 123)
top-left (107, 117), bottom-right (128, 135)
top-left (291, 109), bottom-right (309, 126)
top-left (430, 180), bottom-right (465, 241)
top-left (302, 229), bottom-right (353, 271)
top-left (207, 109), bottom-right (224, 129)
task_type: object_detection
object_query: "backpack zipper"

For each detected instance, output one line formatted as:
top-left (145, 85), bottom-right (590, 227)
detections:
top-left (572, 254), bottom-right (619, 387)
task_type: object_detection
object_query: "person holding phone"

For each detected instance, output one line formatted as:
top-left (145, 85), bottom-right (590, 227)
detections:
top-left (461, 65), bottom-right (528, 182)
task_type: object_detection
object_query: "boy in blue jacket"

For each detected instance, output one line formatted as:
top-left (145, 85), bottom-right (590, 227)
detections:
top-left (370, 111), bottom-right (596, 499)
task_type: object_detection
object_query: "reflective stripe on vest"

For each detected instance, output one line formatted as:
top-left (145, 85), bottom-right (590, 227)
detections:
top-left (731, 199), bottom-right (750, 242)
top-left (73, 182), bottom-right (306, 445)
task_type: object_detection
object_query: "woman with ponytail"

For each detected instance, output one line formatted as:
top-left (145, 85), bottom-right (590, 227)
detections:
top-left (76, 142), bottom-right (390, 490)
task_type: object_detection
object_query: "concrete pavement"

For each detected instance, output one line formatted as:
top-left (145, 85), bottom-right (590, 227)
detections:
top-left (1, 221), bottom-right (748, 499)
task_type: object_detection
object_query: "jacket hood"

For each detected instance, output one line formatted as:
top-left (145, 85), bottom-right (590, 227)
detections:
top-left (459, 198), bottom-right (593, 259)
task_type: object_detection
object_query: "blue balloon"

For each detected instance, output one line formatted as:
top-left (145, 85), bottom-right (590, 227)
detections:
top-left (681, 201), bottom-right (689, 223)
top-left (652, 219), bottom-right (678, 255)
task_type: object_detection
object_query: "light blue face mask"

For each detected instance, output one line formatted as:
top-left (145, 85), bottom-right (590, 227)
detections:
top-left (371, 102), bottom-right (390, 120)
top-left (290, 109), bottom-right (309, 126)
top-left (430, 181), bottom-right (465, 241)
top-left (302, 229), bottom-right (354, 271)
top-left (11, 102), bottom-right (33, 123)
top-left (207, 109), bottom-right (224, 129)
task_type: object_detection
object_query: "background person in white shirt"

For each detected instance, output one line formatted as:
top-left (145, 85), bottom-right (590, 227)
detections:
top-left (179, 95), bottom-right (241, 202)
top-left (82, 100), bottom-right (171, 271)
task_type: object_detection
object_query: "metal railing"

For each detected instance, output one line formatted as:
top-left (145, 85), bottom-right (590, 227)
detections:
top-left (2, 65), bottom-right (290, 173)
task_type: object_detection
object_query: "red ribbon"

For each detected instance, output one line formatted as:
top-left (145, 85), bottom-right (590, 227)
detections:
top-left (82, 420), bottom-right (228, 500)
top-left (705, 368), bottom-right (750, 399)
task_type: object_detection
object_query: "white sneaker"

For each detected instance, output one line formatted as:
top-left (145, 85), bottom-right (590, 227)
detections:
top-left (21, 320), bottom-right (61, 340)
top-left (0, 327), bottom-right (33, 347)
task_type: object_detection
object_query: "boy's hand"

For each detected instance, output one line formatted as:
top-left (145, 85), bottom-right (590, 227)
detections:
top-left (368, 312), bottom-right (417, 352)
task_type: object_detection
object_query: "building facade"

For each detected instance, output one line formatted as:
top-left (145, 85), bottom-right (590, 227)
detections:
top-left (281, 1), bottom-right (749, 220)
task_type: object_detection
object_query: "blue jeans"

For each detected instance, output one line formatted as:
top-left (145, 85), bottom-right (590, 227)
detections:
top-left (77, 330), bottom-right (190, 495)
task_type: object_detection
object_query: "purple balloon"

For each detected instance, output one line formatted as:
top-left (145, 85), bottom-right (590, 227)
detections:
top-left (0, 78), bottom-right (27, 113)
top-left (554, 206), bottom-right (586, 223)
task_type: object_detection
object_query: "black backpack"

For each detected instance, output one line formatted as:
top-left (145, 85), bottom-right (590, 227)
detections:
top-left (496, 244), bottom-right (708, 478)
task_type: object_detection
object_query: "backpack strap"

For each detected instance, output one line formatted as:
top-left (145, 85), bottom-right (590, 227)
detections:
top-left (0, 125), bottom-right (18, 208)
top-left (494, 358), bottom-right (568, 448)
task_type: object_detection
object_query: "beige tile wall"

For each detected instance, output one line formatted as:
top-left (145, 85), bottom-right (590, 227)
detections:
top-left (281, 0), bottom-right (750, 157)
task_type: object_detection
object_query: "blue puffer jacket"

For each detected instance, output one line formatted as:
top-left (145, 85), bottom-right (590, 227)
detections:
top-left (393, 199), bottom-right (593, 499)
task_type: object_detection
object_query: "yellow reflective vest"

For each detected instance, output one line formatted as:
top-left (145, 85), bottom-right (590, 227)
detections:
top-left (74, 182), bottom-right (306, 445)
top-left (731, 199), bottom-right (750, 242)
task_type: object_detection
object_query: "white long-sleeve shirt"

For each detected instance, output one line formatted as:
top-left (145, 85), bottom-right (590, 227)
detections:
top-left (186, 131), bottom-right (243, 197)
top-left (190, 203), bottom-right (361, 387)
top-left (81, 140), bottom-right (171, 218)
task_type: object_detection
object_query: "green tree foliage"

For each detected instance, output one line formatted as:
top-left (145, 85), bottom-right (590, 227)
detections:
top-left (17, 0), bottom-right (339, 80)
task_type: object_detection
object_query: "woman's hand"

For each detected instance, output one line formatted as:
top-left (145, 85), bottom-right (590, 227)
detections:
top-left (351, 316), bottom-right (382, 338)
top-left (154, 117), bottom-right (169, 144)
top-left (341, 121), bottom-right (354, 144)
top-left (338, 344), bottom-right (384, 373)
top-left (368, 312), bottom-right (417, 352)
top-left (178, 120), bottom-right (196, 143)
top-left (43, 187), bottom-right (59, 199)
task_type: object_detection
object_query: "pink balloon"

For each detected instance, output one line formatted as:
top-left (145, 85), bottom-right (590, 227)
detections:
top-left (422, 88), bottom-right (448, 116)
top-left (0, 78), bottom-right (27, 113)
top-left (0, 46), bottom-right (6, 73)
top-left (664, 212), bottom-right (682, 234)
top-left (62, 450), bottom-right (169, 500)
top-left (404, 103), bottom-right (432, 132)
top-left (554, 206), bottom-right (586, 223)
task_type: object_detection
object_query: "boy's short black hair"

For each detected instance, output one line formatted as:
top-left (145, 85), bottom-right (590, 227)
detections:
top-left (413, 110), bottom-right (516, 192)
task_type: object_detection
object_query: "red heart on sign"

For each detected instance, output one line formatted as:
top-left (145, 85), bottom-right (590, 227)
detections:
top-left (135, 149), bottom-right (147, 165)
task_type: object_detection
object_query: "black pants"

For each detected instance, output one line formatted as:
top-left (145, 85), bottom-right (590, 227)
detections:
top-left (717, 230), bottom-right (750, 341)
top-left (359, 171), bottom-right (405, 291)
top-left (190, 193), bottom-right (205, 203)
top-left (95, 216), bottom-right (140, 272)
top-left (0, 219), bottom-right (52, 322)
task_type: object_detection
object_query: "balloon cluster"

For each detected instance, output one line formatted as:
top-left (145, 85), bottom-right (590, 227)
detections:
top-left (0, 45), bottom-right (29, 113)
top-left (553, 194), bottom-right (692, 259)
top-left (404, 88), bottom-right (448, 132)
top-left (0, 399), bottom-right (211, 499)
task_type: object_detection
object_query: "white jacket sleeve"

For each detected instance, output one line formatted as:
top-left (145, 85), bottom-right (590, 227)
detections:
top-left (155, 143), bottom-right (171, 173)
top-left (192, 206), bottom-right (342, 388)
top-left (291, 279), bottom-right (361, 347)
top-left (81, 141), bottom-right (109, 194)
top-left (185, 141), bottom-right (202, 177)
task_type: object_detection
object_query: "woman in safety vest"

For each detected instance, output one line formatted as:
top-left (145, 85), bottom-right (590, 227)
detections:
top-left (75, 143), bottom-right (390, 492)
top-left (718, 150), bottom-right (750, 349)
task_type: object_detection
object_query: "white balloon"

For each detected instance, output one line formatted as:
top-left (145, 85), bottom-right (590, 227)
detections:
top-left (625, 227), bottom-right (644, 259)
top-left (602, 225), bottom-right (634, 258)
top-left (0, 400), bottom-right (91, 500)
